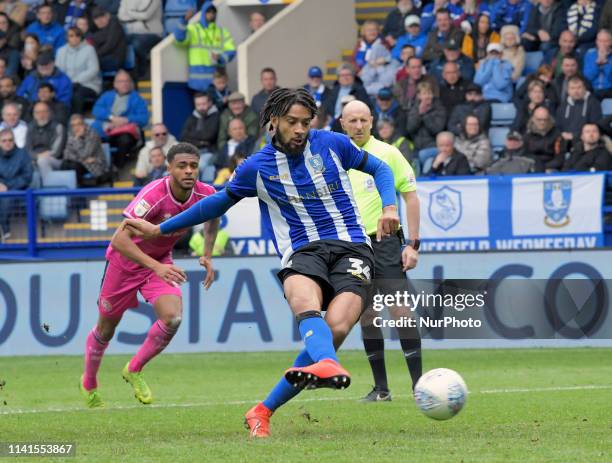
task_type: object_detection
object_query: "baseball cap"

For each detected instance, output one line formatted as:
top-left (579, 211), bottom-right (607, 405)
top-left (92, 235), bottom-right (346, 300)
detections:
top-left (91, 6), bottom-right (107, 18)
top-left (308, 66), bottom-right (323, 78)
top-left (377, 87), bottom-right (393, 100)
top-left (487, 43), bottom-right (503, 54)
top-left (36, 52), bottom-right (54, 66)
top-left (227, 91), bottom-right (245, 102)
top-left (465, 82), bottom-right (482, 93)
top-left (507, 130), bottom-right (522, 141)
top-left (445, 38), bottom-right (460, 51)
top-left (404, 15), bottom-right (420, 27)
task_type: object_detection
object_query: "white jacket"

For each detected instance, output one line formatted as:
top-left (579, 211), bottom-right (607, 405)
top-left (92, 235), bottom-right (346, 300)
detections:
top-left (55, 42), bottom-right (102, 94)
top-left (118, 0), bottom-right (163, 36)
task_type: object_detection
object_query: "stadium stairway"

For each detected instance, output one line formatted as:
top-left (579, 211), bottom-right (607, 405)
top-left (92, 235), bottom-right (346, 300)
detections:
top-left (354, 0), bottom-right (396, 22)
top-left (138, 79), bottom-right (153, 141)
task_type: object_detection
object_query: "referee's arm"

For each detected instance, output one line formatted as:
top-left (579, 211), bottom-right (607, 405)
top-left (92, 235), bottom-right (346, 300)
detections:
top-left (401, 190), bottom-right (420, 271)
top-left (401, 190), bottom-right (420, 243)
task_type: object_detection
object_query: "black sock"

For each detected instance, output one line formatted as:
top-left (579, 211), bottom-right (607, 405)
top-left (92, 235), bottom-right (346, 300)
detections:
top-left (396, 325), bottom-right (422, 390)
top-left (362, 324), bottom-right (388, 391)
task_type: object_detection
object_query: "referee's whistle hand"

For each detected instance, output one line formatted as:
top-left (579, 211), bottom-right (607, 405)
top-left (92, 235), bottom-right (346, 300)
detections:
top-left (376, 206), bottom-right (400, 242)
top-left (402, 246), bottom-right (418, 271)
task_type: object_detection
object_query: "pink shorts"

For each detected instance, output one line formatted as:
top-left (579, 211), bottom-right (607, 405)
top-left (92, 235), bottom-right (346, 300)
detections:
top-left (97, 260), bottom-right (182, 319)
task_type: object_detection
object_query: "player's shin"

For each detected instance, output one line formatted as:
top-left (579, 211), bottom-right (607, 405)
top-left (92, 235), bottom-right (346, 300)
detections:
top-left (83, 326), bottom-right (110, 390)
top-left (128, 319), bottom-right (178, 372)
top-left (297, 311), bottom-right (338, 362)
top-left (396, 324), bottom-right (422, 390)
top-left (361, 324), bottom-right (389, 391)
top-left (263, 349), bottom-right (313, 411)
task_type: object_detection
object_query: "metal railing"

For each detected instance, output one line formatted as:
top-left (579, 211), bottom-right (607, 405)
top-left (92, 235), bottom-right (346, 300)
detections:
top-left (0, 187), bottom-right (139, 257)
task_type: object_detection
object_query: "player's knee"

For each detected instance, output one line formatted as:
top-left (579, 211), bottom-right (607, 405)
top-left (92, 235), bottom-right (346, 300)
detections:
top-left (96, 321), bottom-right (116, 342)
top-left (162, 315), bottom-right (182, 330)
top-left (287, 294), bottom-right (320, 312)
top-left (330, 322), bottom-right (352, 345)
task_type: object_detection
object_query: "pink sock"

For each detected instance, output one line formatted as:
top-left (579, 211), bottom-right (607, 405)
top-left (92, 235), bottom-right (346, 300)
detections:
top-left (83, 327), bottom-right (109, 390)
top-left (128, 320), bottom-right (176, 372)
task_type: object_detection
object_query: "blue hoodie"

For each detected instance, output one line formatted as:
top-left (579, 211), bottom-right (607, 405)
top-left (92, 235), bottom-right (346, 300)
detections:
top-left (26, 21), bottom-right (67, 53)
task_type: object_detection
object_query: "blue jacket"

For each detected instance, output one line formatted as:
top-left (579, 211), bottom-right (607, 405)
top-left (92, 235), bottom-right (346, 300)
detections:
top-left (25, 21), bottom-right (67, 53)
top-left (474, 58), bottom-right (514, 102)
top-left (17, 68), bottom-right (73, 107)
top-left (392, 33), bottom-right (427, 60)
top-left (0, 147), bottom-right (33, 190)
top-left (491, 0), bottom-right (529, 32)
top-left (91, 90), bottom-right (150, 137)
top-left (429, 55), bottom-right (475, 82)
top-left (583, 49), bottom-right (612, 91)
top-left (421, 3), bottom-right (465, 33)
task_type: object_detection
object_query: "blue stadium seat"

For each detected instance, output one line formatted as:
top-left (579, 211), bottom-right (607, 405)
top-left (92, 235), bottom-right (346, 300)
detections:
top-left (418, 147), bottom-right (438, 165)
top-left (523, 51), bottom-right (543, 76)
top-left (489, 127), bottom-right (510, 154)
top-left (164, 0), bottom-right (197, 35)
top-left (39, 170), bottom-right (77, 223)
top-left (515, 76), bottom-right (526, 91)
top-left (101, 143), bottom-right (111, 168)
top-left (491, 103), bottom-right (517, 126)
top-left (602, 98), bottom-right (612, 116)
top-left (102, 44), bottom-right (136, 79)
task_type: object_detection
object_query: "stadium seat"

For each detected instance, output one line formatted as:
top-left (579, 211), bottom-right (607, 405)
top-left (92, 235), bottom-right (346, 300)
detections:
top-left (491, 103), bottom-right (517, 126)
top-left (422, 156), bottom-right (434, 175)
top-left (523, 51), bottom-right (543, 76)
top-left (418, 147), bottom-right (438, 166)
top-left (515, 76), bottom-right (526, 91)
top-left (163, 0), bottom-right (197, 35)
top-left (102, 44), bottom-right (136, 79)
top-left (489, 127), bottom-right (510, 154)
top-left (603, 98), bottom-right (612, 116)
top-left (39, 170), bottom-right (77, 225)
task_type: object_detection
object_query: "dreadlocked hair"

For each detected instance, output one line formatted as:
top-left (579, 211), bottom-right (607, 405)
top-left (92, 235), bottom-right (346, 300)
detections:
top-left (259, 87), bottom-right (318, 129)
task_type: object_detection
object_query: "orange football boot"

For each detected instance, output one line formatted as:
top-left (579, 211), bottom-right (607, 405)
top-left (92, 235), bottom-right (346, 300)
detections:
top-left (284, 359), bottom-right (351, 390)
top-left (244, 403), bottom-right (273, 438)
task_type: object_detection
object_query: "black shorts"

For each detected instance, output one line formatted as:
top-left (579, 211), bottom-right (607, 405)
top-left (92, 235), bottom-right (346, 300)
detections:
top-left (369, 231), bottom-right (409, 296)
top-left (277, 239), bottom-right (374, 310)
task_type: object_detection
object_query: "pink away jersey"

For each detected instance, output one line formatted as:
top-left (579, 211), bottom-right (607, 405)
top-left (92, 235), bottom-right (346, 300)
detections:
top-left (105, 176), bottom-right (216, 272)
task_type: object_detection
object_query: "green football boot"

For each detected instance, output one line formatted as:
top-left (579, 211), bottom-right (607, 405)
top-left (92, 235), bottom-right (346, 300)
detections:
top-left (122, 362), bottom-right (153, 404)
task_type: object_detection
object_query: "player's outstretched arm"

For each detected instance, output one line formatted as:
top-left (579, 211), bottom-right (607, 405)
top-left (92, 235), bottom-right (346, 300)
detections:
top-left (124, 189), bottom-right (237, 239)
top-left (358, 152), bottom-right (400, 240)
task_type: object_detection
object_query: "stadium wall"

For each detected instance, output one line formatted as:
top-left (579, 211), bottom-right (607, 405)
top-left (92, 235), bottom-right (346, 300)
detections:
top-left (237, 0), bottom-right (357, 101)
top-left (0, 250), bottom-right (610, 356)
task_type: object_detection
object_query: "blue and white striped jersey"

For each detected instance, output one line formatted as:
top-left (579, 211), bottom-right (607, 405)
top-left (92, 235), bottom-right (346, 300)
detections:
top-left (226, 129), bottom-right (369, 267)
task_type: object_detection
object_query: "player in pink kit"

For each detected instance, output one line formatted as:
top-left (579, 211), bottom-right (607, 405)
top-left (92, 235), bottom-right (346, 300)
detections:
top-left (79, 143), bottom-right (220, 408)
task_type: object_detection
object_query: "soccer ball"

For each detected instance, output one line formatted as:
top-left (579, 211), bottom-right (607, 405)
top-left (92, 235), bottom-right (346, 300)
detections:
top-left (414, 368), bottom-right (468, 420)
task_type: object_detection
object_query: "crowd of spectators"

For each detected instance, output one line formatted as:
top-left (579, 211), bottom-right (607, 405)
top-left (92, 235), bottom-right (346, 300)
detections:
top-left (1, 0), bottom-right (611, 214)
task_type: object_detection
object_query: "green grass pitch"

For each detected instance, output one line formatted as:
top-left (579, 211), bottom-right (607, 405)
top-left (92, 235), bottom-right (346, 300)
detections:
top-left (0, 348), bottom-right (611, 462)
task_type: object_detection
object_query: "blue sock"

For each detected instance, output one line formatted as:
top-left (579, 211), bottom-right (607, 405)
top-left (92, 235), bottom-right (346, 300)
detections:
top-left (299, 315), bottom-right (338, 363)
top-left (262, 349), bottom-right (313, 411)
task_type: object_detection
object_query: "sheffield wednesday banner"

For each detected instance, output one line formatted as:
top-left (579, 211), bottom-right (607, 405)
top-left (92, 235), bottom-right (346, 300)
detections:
top-left (411, 173), bottom-right (605, 252)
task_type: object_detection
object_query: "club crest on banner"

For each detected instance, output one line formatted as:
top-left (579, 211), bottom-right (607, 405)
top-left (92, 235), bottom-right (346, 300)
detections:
top-left (543, 180), bottom-right (571, 227)
top-left (308, 153), bottom-right (325, 174)
top-left (429, 186), bottom-right (462, 231)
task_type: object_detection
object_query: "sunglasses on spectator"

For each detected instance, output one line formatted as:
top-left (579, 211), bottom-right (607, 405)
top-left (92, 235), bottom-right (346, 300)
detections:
top-left (154, 132), bottom-right (167, 136)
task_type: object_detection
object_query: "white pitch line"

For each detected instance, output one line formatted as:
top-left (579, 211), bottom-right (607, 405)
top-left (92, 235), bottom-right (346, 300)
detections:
top-left (1, 384), bottom-right (611, 416)
top-left (479, 384), bottom-right (612, 394)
